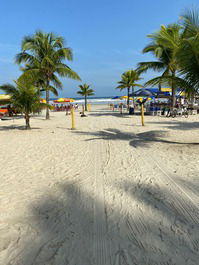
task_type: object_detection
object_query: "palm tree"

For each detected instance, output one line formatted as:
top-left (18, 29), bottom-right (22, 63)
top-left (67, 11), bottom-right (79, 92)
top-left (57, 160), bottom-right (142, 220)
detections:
top-left (16, 31), bottom-right (81, 119)
top-left (77, 84), bottom-right (94, 111)
top-left (176, 9), bottom-right (199, 96)
top-left (116, 69), bottom-right (142, 110)
top-left (137, 24), bottom-right (183, 109)
top-left (0, 80), bottom-right (49, 129)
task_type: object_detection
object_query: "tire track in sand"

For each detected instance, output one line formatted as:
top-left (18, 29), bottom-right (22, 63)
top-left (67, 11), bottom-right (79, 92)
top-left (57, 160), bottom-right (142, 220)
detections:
top-left (92, 117), bottom-right (112, 265)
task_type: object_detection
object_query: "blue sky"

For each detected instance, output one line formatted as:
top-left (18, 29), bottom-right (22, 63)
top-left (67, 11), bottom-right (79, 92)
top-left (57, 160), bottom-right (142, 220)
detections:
top-left (0, 0), bottom-right (198, 97)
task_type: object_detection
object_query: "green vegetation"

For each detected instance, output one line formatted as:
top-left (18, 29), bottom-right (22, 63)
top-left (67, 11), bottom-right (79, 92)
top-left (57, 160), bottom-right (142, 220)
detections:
top-left (0, 79), bottom-right (49, 129)
top-left (77, 84), bottom-right (94, 111)
top-left (116, 69), bottom-right (142, 110)
top-left (176, 10), bottom-right (199, 96)
top-left (137, 24), bottom-right (183, 109)
top-left (136, 9), bottom-right (199, 108)
top-left (16, 31), bottom-right (81, 119)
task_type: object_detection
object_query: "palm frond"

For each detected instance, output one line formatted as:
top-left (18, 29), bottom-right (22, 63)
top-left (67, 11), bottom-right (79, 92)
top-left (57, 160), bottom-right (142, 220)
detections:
top-left (137, 61), bottom-right (166, 73)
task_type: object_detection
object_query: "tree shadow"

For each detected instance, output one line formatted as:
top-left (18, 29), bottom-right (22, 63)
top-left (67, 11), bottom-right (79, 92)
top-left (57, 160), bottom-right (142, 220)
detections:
top-left (112, 179), bottom-right (199, 263)
top-left (147, 120), bottom-right (199, 130)
top-left (174, 176), bottom-right (199, 198)
top-left (0, 125), bottom-right (41, 131)
top-left (3, 179), bottom-right (199, 265)
top-left (72, 128), bottom-right (199, 148)
top-left (3, 183), bottom-right (95, 265)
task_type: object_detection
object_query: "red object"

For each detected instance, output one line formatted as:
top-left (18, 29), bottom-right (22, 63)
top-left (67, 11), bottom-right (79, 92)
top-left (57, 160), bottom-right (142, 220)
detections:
top-left (0, 109), bottom-right (8, 113)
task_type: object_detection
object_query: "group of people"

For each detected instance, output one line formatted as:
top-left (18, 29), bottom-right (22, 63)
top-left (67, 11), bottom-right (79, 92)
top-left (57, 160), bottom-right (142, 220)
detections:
top-left (52, 104), bottom-right (78, 115)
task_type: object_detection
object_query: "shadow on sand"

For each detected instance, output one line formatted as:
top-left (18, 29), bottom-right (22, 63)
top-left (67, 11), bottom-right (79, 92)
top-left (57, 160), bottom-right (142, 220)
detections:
top-left (147, 120), bottom-right (199, 130)
top-left (72, 128), bottom-right (199, 147)
top-left (0, 124), bottom-right (40, 131)
top-left (5, 179), bottom-right (199, 265)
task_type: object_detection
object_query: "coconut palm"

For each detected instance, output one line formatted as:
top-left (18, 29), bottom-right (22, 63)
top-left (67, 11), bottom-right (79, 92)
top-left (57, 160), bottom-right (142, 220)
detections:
top-left (77, 84), bottom-right (94, 111)
top-left (0, 80), bottom-right (49, 129)
top-left (176, 9), bottom-right (199, 96)
top-left (116, 69), bottom-right (142, 110)
top-left (137, 24), bottom-right (183, 109)
top-left (16, 31), bottom-right (81, 119)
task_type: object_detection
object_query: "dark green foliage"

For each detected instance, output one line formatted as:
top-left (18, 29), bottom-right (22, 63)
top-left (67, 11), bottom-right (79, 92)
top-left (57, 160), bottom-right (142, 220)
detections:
top-left (77, 84), bottom-right (94, 111)
top-left (16, 31), bottom-right (81, 119)
top-left (116, 70), bottom-right (142, 109)
top-left (0, 80), bottom-right (49, 129)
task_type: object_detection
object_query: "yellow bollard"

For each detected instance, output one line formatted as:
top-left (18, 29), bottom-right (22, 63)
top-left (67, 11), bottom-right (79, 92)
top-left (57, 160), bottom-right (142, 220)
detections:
top-left (141, 103), bottom-right (144, 126)
top-left (88, 104), bottom-right (91, 112)
top-left (71, 107), bottom-right (75, 129)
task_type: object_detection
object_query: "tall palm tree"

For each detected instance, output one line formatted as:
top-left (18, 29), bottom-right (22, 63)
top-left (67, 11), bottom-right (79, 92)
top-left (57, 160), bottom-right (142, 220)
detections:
top-left (0, 80), bottom-right (49, 129)
top-left (77, 84), bottom-right (94, 111)
top-left (16, 31), bottom-right (81, 119)
top-left (116, 69), bottom-right (142, 110)
top-left (137, 24), bottom-right (183, 109)
top-left (176, 9), bottom-right (199, 96)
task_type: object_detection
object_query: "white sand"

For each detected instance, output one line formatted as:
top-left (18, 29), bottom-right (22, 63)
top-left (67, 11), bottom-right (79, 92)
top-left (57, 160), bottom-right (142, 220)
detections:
top-left (0, 105), bottom-right (199, 265)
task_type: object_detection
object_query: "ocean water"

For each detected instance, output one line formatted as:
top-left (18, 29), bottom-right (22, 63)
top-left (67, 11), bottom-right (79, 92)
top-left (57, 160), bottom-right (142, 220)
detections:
top-left (50, 97), bottom-right (122, 105)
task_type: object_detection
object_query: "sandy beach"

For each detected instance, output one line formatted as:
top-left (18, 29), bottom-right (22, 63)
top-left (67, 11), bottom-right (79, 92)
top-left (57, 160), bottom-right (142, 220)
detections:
top-left (0, 105), bottom-right (199, 265)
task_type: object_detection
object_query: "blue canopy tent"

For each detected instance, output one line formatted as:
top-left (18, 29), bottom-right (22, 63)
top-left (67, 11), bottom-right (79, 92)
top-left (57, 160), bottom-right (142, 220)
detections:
top-left (112, 96), bottom-right (121, 99)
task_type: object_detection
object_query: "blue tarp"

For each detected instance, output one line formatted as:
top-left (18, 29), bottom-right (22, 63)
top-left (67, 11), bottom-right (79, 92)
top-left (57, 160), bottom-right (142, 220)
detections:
top-left (112, 96), bottom-right (121, 99)
top-left (143, 88), bottom-right (170, 97)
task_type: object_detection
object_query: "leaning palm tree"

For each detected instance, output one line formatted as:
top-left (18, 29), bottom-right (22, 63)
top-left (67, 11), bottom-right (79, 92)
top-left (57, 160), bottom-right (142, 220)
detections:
top-left (0, 79), bottom-right (49, 129)
top-left (77, 84), bottom-right (94, 111)
top-left (137, 24), bottom-right (183, 109)
top-left (116, 69), bottom-right (142, 110)
top-left (16, 31), bottom-right (81, 119)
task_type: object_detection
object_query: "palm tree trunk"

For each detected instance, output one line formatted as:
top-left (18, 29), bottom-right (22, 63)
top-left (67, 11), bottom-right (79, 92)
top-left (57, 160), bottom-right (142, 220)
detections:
top-left (171, 71), bottom-right (176, 110)
top-left (85, 95), bottom-right (87, 111)
top-left (46, 82), bottom-right (50, 119)
top-left (132, 86), bottom-right (135, 110)
top-left (158, 82), bottom-right (161, 91)
top-left (127, 87), bottom-right (130, 110)
top-left (25, 114), bottom-right (30, 129)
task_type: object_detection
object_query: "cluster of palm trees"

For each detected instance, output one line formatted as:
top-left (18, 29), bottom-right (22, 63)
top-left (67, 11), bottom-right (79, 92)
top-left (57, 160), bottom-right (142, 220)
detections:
top-left (117, 9), bottom-right (199, 111)
top-left (0, 31), bottom-right (81, 128)
top-left (1, 9), bottom-right (199, 128)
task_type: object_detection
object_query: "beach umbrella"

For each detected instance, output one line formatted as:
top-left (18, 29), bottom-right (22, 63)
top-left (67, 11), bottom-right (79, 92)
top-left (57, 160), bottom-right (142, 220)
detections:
top-left (120, 96), bottom-right (133, 100)
top-left (160, 87), bottom-right (171, 92)
top-left (0, 94), bottom-right (11, 100)
top-left (130, 89), bottom-right (155, 97)
top-left (40, 98), bottom-right (46, 103)
top-left (54, 98), bottom-right (74, 103)
top-left (131, 90), bottom-right (155, 126)
top-left (0, 94), bottom-right (11, 105)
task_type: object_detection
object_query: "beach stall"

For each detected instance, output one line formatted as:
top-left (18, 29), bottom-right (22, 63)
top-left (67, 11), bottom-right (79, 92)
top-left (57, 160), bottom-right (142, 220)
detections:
top-left (0, 95), bottom-right (11, 117)
top-left (53, 98), bottom-right (74, 112)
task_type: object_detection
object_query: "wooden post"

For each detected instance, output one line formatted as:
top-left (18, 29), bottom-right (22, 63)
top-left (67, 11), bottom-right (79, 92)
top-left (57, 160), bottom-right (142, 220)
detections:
top-left (141, 103), bottom-right (144, 126)
top-left (71, 106), bottom-right (75, 130)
